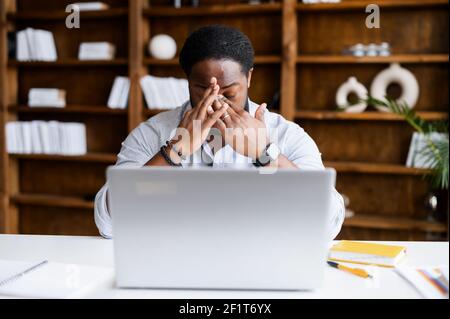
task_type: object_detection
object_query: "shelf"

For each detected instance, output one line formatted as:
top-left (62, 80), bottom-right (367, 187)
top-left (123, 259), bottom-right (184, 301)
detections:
top-left (296, 54), bottom-right (449, 64)
top-left (297, 0), bottom-right (448, 11)
top-left (9, 152), bottom-right (117, 164)
top-left (10, 105), bottom-right (127, 115)
top-left (11, 193), bottom-right (94, 210)
top-left (344, 214), bottom-right (448, 233)
top-left (7, 8), bottom-right (129, 20)
top-left (295, 110), bottom-right (449, 121)
top-left (144, 55), bottom-right (282, 66)
top-left (8, 59), bottom-right (128, 67)
top-left (324, 161), bottom-right (432, 175)
top-left (144, 3), bottom-right (282, 17)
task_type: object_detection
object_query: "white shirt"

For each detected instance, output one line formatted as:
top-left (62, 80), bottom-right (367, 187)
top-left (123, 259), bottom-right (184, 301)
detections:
top-left (94, 99), bottom-right (345, 240)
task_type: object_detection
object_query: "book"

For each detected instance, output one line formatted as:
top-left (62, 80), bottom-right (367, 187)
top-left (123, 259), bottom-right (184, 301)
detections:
top-left (140, 75), bottom-right (189, 110)
top-left (0, 259), bottom-right (113, 299)
top-left (16, 28), bottom-right (57, 62)
top-left (78, 42), bottom-right (116, 60)
top-left (28, 88), bottom-right (66, 108)
top-left (5, 121), bottom-right (87, 156)
top-left (71, 2), bottom-right (110, 11)
top-left (107, 76), bottom-right (129, 109)
top-left (396, 266), bottom-right (449, 299)
top-left (328, 241), bottom-right (407, 268)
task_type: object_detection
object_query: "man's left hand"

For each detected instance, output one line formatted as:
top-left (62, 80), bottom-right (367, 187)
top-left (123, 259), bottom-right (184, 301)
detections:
top-left (210, 97), bottom-right (269, 160)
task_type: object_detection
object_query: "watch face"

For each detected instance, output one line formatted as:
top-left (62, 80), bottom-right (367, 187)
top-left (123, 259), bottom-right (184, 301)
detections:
top-left (266, 143), bottom-right (280, 161)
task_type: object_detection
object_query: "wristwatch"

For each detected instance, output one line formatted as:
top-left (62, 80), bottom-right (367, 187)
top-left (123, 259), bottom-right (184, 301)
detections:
top-left (254, 143), bottom-right (281, 167)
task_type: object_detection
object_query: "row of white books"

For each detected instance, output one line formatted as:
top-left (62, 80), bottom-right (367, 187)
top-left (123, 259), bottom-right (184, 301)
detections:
top-left (140, 75), bottom-right (189, 110)
top-left (5, 121), bottom-right (87, 156)
top-left (107, 77), bottom-right (130, 109)
top-left (406, 132), bottom-right (448, 168)
top-left (78, 42), bottom-right (116, 60)
top-left (28, 88), bottom-right (66, 108)
top-left (16, 28), bottom-right (57, 62)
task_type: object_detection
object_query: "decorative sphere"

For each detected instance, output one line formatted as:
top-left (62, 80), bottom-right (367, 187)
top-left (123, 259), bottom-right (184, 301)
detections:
top-left (149, 34), bottom-right (177, 60)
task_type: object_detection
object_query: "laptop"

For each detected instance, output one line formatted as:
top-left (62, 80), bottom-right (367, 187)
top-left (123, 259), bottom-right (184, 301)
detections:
top-left (107, 167), bottom-right (336, 290)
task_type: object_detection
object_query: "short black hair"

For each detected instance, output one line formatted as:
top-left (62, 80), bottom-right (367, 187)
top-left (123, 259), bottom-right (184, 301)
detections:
top-left (179, 24), bottom-right (255, 77)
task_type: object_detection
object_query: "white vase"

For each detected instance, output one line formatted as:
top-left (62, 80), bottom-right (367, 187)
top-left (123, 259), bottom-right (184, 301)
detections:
top-left (336, 77), bottom-right (368, 113)
top-left (370, 63), bottom-right (419, 112)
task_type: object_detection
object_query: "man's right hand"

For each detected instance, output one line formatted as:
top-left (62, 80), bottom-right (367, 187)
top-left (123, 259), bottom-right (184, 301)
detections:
top-left (170, 77), bottom-right (229, 157)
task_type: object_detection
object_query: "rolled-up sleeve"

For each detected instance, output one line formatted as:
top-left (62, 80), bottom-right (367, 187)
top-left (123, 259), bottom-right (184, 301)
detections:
top-left (282, 121), bottom-right (345, 241)
top-left (94, 121), bottom-right (162, 239)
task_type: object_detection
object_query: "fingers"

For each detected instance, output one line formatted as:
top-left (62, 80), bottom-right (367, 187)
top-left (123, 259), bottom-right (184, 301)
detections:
top-left (205, 103), bottom-right (229, 128)
top-left (220, 96), bottom-right (244, 115)
top-left (192, 77), bottom-right (216, 117)
top-left (198, 85), bottom-right (219, 119)
top-left (197, 79), bottom-right (219, 120)
top-left (255, 103), bottom-right (267, 122)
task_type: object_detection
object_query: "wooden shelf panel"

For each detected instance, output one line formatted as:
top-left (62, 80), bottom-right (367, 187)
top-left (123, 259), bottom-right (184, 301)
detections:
top-left (324, 161), bottom-right (432, 175)
top-left (9, 153), bottom-right (116, 164)
top-left (344, 214), bottom-right (448, 233)
top-left (7, 8), bottom-right (129, 20)
top-left (8, 59), bottom-right (128, 67)
top-left (297, 0), bottom-right (449, 11)
top-left (10, 105), bottom-right (127, 115)
top-left (11, 193), bottom-right (94, 210)
top-left (296, 54), bottom-right (449, 64)
top-left (145, 55), bottom-right (282, 65)
top-left (295, 110), bottom-right (448, 121)
top-left (144, 3), bottom-right (282, 17)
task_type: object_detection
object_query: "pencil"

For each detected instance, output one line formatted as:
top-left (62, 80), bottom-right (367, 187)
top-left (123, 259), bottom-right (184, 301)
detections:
top-left (327, 261), bottom-right (372, 279)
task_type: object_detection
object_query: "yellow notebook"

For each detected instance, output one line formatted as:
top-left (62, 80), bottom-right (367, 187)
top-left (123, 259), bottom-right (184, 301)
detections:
top-left (329, 241), bottom-right (407, 268)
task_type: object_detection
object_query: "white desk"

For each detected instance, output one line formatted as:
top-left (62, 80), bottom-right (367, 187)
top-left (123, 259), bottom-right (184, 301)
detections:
top-left (0, 235), bottom-right (448, 299)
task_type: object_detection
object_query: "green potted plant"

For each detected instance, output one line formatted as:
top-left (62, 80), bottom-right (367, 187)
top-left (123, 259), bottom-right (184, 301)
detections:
top-left (367, 96), bottom-right (449, 223)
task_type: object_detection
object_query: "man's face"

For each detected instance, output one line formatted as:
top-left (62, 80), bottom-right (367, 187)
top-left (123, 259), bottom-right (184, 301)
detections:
top-left (188, 59), bottom-right (253, 111)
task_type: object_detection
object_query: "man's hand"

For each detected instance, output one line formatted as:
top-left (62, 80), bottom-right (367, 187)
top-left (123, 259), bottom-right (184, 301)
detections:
top-left (211, 97), bottom-right (269, 160)
top-left (172, 77), bottom-right (229, 157)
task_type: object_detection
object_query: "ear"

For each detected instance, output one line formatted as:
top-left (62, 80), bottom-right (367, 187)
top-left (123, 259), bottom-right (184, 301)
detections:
top-left (247, 68), bottom-right (254, 88)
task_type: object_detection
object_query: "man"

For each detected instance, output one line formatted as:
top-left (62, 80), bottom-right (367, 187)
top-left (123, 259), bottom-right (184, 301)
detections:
top-left (95, 25), bottom-right (345, 239)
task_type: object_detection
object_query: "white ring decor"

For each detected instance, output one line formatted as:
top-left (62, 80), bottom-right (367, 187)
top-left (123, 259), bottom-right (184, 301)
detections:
top-left (148, 34), bottom-right (177, 60)
top-left (336, 77), bottom-right (368, 113)
top-left (370, 63), bottom-right (419, 112)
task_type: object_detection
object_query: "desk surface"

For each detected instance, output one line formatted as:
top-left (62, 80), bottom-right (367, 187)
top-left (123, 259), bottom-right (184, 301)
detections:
top-left (0, 235), bottom-right (448, 299)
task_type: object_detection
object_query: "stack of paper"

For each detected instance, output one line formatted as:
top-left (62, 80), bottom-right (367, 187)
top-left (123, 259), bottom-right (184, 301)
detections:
top-left (140, 75), bottom-right (189, 110)
top-left (107, 76), bottom-right (130, 109)
top-left (5, 121), bottom-right (87, 156)
top-left (0, 259), bottom-right (113, 299)
top-left (406, 132), bottom-right (449, 168)
top-left (28, 88), bottom-right (66, 108)
top-left (16, 28), bottom-right (57, 62)
top-left (71, 2), bottom-right (110, 11)
top-left (79, 42), bottom-right (116, 60)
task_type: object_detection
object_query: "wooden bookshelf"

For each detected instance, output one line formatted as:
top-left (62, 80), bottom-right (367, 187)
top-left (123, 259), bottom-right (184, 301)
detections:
top-left (295, 110), bottom-right (448, 121)
top-left (297, 0), bottom-right (448, 11)
top-left (7, 8), bottom-right (129, 20)
top-left (343, 215), bottom-right (447, 233)
top-left (11, 193), bottom-right (94, 210)
top-left (144, 2), bottom-right (282, 17)
top-left (10, 105), bottom-right (128, 115)
top-left (0, 0), bottom-right (448, 239)
top-left (8, 59), bottom-right (129, 67)
top-left (296, 54), bottom-right (449, 64)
